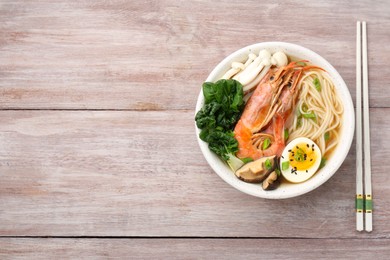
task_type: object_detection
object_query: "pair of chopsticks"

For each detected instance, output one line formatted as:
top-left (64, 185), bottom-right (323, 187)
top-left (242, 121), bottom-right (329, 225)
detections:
top-left (356, 21), bottom-right (372, 232)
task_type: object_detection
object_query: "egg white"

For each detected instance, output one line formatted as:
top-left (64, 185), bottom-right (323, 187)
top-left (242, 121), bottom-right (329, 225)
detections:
top-left (280, 137), bottom-right (322, 183)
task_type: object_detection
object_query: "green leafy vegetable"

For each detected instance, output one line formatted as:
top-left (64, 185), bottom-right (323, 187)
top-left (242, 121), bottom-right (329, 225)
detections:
top-left (195, 79), bottom-right (245, 163)
top-left (227, 153), bottom-right (245, 172)
top-left (198, 129), bottom-right (238, 161)
top-left (313, 78), bottom-right (321, 92)
top-left (282, 161), bottom-right (290, 171)
top-left (265, 158), bottom-right (273, 170)
top-left (262, 138), bottom-right (271, 150)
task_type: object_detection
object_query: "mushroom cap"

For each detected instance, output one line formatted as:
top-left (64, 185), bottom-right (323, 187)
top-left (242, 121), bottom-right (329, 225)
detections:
top-left (258, 49), bottom-right (272, 60)
top-left (271, 51), bottom-right (288, 67)
top-left (234, 155), bottom-right (276, 183)
top-left (262, 171), bottom-right (280, 190)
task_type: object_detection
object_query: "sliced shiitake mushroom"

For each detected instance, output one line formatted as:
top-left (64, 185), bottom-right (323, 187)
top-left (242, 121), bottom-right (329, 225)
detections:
top-left (235, 155), bottom-right (276, 183)
top-left (262, 171), bottom-right (280, 190)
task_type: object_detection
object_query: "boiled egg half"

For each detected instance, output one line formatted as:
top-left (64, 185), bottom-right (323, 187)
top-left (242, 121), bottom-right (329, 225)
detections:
top-left (280, 137), bottom-right (322, 183)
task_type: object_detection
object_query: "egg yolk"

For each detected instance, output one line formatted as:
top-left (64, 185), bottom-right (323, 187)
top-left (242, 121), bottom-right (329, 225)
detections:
top-left (288, 143), bottom-right (317, 171)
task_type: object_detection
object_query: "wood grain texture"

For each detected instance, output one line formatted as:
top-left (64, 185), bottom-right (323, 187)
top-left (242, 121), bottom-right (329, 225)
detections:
top-left (0, 238), bottom-right (389, 259)
top-left (0, 110), bottom-right (389, 238)
top-left (0, 0), bottom-right (389, 109)
top-left (1, 0), bottom-right (390, 257)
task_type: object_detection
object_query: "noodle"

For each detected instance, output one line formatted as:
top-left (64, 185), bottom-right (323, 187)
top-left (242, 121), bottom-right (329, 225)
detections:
top-left (287, 69), bottom-right (343, 158)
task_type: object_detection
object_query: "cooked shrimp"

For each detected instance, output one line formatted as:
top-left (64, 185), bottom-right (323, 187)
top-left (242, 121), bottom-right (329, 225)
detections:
top-left (234, 61), bottom-right (318, 160)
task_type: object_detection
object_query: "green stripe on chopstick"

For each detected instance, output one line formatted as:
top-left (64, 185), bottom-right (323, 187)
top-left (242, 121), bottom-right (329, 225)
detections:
top-left (356, 194), bottom-right (364, 213)
top-left (364, 194), bottom-right (373, 213)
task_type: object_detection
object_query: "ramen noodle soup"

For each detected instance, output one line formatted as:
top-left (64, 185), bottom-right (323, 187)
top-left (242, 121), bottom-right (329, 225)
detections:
top-left (195, 49), bottom-right (343, 190)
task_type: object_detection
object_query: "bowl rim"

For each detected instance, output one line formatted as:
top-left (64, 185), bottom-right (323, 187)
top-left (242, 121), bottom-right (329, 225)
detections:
top-left (195, 41), bottom-right (355, 199)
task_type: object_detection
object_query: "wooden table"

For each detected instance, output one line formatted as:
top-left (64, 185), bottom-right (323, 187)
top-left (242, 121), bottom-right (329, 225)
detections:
top-left (1, 1), bottom-right (389, 258)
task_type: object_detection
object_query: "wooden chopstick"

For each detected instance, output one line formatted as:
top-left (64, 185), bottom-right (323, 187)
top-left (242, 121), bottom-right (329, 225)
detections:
top-left (356, 21), bottom-right (372, 232)
top-left (355, 21), bottom-right (364, 232)
top-left (362, 21), bottom-right (373, 232)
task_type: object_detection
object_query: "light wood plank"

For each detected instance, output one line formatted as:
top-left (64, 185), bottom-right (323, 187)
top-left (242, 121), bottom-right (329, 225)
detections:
top-left (0, 109), bottom-right (389, 238)
top-left (1, 238), bottom-right (390, 259)
top-left (0, 0), bottom-right (389, 109)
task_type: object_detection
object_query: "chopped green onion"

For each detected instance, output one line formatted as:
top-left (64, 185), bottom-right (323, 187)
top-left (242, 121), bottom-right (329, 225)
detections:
top-left (302, 103), bottom-right (308, 113)
top-left (284, 129), bottom-right (289, 141)
top-left (314, 78), bottom-right (321, 92)
top-left (262, 138), bottom-right (271, 150)
top-left (324, 132), bottom-right (330, 142)
top-left (302, 111), bottom-right (316, 119)
top-left (319, 157), bottom-right (327, 169)
top-left (241, 157), bottom-right (253, 164)
top-left (294, 148), bottom-right (305, 162)
top-left (296, 61), bottom-right (307, 66)
top-left (265, 158), bottom-right (273, 170)
top-left (282, 161), bottom-right (289, 171)
top-left (275, 168), bottom-right (281, 176)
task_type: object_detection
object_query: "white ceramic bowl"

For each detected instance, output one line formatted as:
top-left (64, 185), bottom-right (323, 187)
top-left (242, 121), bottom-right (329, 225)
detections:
top-left (195, 42), bottom-right (354, 199)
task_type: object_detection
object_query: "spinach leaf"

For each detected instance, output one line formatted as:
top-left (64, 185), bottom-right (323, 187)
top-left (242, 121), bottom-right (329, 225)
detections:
top-left (195, 79), bottom-right (244, 162)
